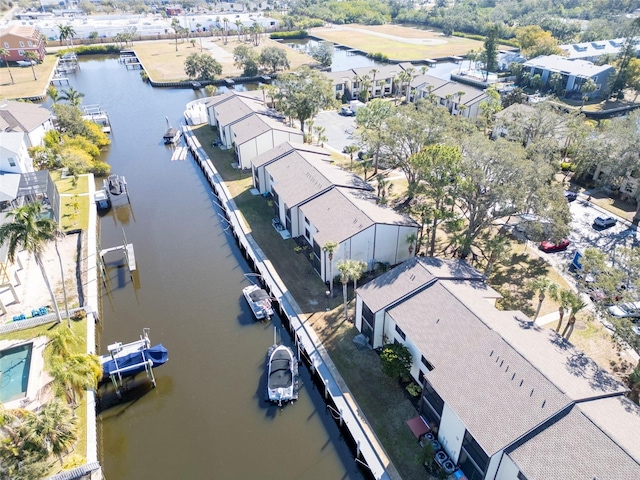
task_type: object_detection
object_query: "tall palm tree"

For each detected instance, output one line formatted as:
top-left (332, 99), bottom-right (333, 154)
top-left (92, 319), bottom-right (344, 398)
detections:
top-left (60, 86), bottom-right (85, 107)
top-left (0, 203), bottom-right (63, 323)
top-left (369, 68), bottom-right (379, 98)
top-left (351, 260), bottom-right (367, 292)
top-left (171, 19), bottom-right (180, 51)
top-left (550, 288), bottom-right (574, 333)
top-left (337, 260), bottom-right (354, 321)
top-left (561, 293), bottom-right (586, 341)
top-left (57, 24), bottom-right (76, 49)
top-left (0, 47), bottom-right (15, 84)
top-left (22, 51), bottom-right (38, 81)
top-left (23, 399), bottom-right (77, 465)
top-left (235, 19), bottom-right (243, 40)
top-left (529, 277), bottom-right (557, 322)
top-left (322, 241), bottom-right (338, 297)
top-left (196, 23), bottom-right (203, 52)
top-left (222, 17), bottom-right (230, 45)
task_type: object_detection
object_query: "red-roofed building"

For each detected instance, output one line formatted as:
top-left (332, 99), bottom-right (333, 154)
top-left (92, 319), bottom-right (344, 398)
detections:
top-left (0, 25), bottom-right (46, 63)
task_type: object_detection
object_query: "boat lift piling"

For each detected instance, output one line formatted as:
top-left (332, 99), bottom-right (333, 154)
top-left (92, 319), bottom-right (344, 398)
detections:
top-left (103, 328), bottom-right (157, 397)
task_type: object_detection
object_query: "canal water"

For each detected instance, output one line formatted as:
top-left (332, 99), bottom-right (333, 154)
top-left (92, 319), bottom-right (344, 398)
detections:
top-left (63, 58), bottom-right (364, 480)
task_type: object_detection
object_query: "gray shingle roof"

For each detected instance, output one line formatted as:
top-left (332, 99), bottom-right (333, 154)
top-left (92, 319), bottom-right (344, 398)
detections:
top-left (387, 281), bottom-right (571, 456)
top-left (212, 95), bottom-right (265, 127)
top-left (507, 406), bottom-right (640, 479)
top-left (231, 114), bottom-right (300, 145)
top-left (430, 81), bottom-right (487, 105)
top-left (251, 142), bottom-right (329, 169)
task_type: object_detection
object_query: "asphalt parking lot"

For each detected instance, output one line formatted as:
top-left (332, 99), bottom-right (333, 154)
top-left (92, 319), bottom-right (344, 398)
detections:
top-left (314, 109), bottom-right (358, 154)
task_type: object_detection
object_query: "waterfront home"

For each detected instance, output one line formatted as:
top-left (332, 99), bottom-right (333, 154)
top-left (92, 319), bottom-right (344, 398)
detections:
top-left (0, 25), bottom-right (46, 63)
top-left (522, 55), bottom-right (614, 100)
top-left (0, 101), bottom-right (54, 174)
top-left (559, 37), bottom-right (640, 62)
top-left (420, 79), bottom-right (487, 119)
top-left (354, 257), bottom-right (640, 480)
top-left (230, 114), bottom-right (303, 170)
top-left (205, 91), bottom-right (266, 149)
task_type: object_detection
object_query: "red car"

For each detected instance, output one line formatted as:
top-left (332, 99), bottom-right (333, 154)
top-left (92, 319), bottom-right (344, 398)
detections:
top-left (539, 239), bottom-right (570, 252)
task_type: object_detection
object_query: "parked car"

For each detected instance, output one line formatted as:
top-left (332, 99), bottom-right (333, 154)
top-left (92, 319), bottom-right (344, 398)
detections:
top-left (593, 216), bottom-right (617, 229)
top-left (588, 288), bottom-right (622, 305)
top-left (539, 239), bottom-right (570, 252)
top-left (339, 105), bottom-right (355, 116)
top-left (607, 301), bottom-right (640, 318)
top-left (563, 190), bottom-right (578, 202)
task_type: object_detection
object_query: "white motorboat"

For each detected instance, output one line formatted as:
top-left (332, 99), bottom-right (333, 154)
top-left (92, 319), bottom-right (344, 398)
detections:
top-left (243, 284), bottom-right (274, 320)
top-left (266, 342), bottom-right (298, 406)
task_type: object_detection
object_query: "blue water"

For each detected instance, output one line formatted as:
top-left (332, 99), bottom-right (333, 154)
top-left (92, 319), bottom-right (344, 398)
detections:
top-left (0, 343), bottom-right (33, 403)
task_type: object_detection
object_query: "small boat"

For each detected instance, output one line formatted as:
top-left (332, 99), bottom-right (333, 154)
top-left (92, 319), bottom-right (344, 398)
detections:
top-left (16, 59), bottom-right (36, 67)
top-left (163, 116), bottom-right (182, 144)
top-left (266, 330), bottom-right (298, 406)
top-left (105, 174), bottom-right (126, 196)
top-left (243, 284), bottom-right (274, 320)
top-left (99, 329), bottom-right (168, 385)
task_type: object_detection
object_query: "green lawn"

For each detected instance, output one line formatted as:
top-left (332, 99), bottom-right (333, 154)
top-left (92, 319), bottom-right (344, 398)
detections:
top-left (50, 170), bottom-right (91, 232)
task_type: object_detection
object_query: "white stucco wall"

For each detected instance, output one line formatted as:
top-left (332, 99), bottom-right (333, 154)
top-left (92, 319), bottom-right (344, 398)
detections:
top-left (347, 228), bottom-right (376, 267)
top-left (439, 404), bottom-right (466, 464)
top-left (26, 120), bottom-right (52, 148)
top-left (493, 453), bottom-right (520, 480)
top-left (373, 224), bottom-right (418, 266)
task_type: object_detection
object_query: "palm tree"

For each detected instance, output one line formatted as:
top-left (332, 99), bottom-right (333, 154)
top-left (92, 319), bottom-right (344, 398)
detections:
top-left (23, 51), bottom-right (38, 81)
top-left (57, 24), bottom-right (76, 49)
top-left (322, 241), bottom-right (338, 297)
top-left (60, 86), bottom-right (85, 107)
top-left (49, 353), bottom-right (102, 408)
top-left (196, 23), bottom-right (203, 52)
top-left (235, 19), bottom-right (243, 40)
top-left (550, 288), bottom-right (574, 333)
top-left (369, 68), bottom-right (379, 98)
top-left (47, 85), bottom-right (60, 103)
top-left (23, 399), bottom-right (77, 465)
top-left (406, 233), bottom-right (418, 256)
top-left (0, 47), bottom-right (14, 84)
top-left (337, 260), bottom-right (354, 321)
top-left (46, 327), bottom-right (81, 360)
top-left (561, 293), bottom-right (587, 341)
top-left (529, 277), bottom-right (557, 322)
top-left (171, 19), bottom-right (180, 51)
top-left (344, 144), bottom-right (359, 170)
top-left (0, 203), bottom-right (63, 324)
top-left (222, 17), bottom-right (230, 45)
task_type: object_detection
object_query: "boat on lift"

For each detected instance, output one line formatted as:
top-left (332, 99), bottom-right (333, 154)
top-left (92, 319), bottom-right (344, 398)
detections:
top-left (106, 174), bottom-right (127, 197)
top-left (163, 116), bottom-right (182, 144)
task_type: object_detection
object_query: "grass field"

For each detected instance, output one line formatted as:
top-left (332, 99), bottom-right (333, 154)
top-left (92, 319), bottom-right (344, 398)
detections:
top-left (310, 24), bottom-right (487, 61)
top-left (0, 54), bottom-right (58, 100)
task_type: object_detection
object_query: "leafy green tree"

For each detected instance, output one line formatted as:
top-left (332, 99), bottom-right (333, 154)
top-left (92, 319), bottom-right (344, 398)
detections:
top-left (515, 25), bottom-right (562, 58)
top-left (380, 342), bottom-right (412, 382)
top-left (0, 47), bottom-right (14, 84)
top-left (355, 98), bottom-right (394, 175)
top-left (580, 78), bottom-right (598, 107)
top-left (276, 65), bottom-right (335, 132)
top-left (481, 25), bottom-right (499, 81)
top-left (410, 144), bottom-right (462, 256)
top-left (310, 41), bottom-right (334, 67)
top-left (259, 46), bottom-right (290, 73)
top-left (610, 36), bottom-right (639, 98)
top-left (233, 44), bottom-right (259, 76)
top-left (184, 53), bottom-right (222, 81)
top-left (0, 203), bottom-right (63, 323)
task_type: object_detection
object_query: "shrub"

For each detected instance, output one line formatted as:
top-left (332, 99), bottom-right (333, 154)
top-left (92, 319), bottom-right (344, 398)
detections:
top-left (380, 343), bottom-right (412, 382)
top-left (270, 30), bottom-right (308, 40)
top-left (367, 52), bottom-right (389, 62)
top-left (560, 162), bottom-right (576, 172)
top-left (58, 45), bottom-right (120, 56)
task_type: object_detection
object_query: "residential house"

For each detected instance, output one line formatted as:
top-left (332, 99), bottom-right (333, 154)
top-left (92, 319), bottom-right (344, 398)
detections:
top-left (205, 91), bottom-right (266, 149)
top-left (0, 25), bottom-right (46, 63)
top-left (355, 257), bottom-right (640, 480)
top-left (252, 142), bottom-right (418, 280)
top-left (559, 37), bottom-right (640, 61)
top-left (263, 145), bottom-right (372, 235)
top-left (251, 142), bottom-right (330, 194)
top-left (409, 74), bottom-right (488, 118)
top-left (300, 187), bottom-right (419, 282)
top-left (0, 101), bottom-right (54, 174)
top-left (230, 113), bottom-right (303, 169)
top-left (522, 55), bottom-right (614, 100)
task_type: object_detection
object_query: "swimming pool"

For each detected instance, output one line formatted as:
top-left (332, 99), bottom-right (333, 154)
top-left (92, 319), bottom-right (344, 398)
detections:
top-left (0, 343), bottom-right (33, 403)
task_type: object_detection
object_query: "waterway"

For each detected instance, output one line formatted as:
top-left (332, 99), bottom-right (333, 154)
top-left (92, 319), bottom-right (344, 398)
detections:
top-left (62, 57), bottom-right (365, 480)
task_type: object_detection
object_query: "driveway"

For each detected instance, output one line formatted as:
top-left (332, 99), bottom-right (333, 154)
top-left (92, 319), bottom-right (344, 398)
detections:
top-left (313, 109), bottom-right (358, 154)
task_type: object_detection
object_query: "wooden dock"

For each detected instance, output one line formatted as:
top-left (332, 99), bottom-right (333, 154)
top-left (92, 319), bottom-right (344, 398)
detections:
top-left (100, 243), bottom-right (136, 272)
top-left (51, 77), bottom-right (69, 85)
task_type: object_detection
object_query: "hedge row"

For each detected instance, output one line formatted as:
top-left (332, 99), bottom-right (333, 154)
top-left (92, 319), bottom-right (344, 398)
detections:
top-left (57, 45), bottom-right (121, 56)
top-left (270, 30), bottom-right (309, 40)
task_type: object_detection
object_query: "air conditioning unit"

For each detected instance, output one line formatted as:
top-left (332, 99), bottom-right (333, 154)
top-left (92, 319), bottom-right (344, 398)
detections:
top-left (424, 432), bottom-right (435, 442)
top-left (435, 450), bottom-right (449, 466)
top-left (431, 440), bottom-right (441, 451)
top-left (442, 460), bottom-right (456, 475)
